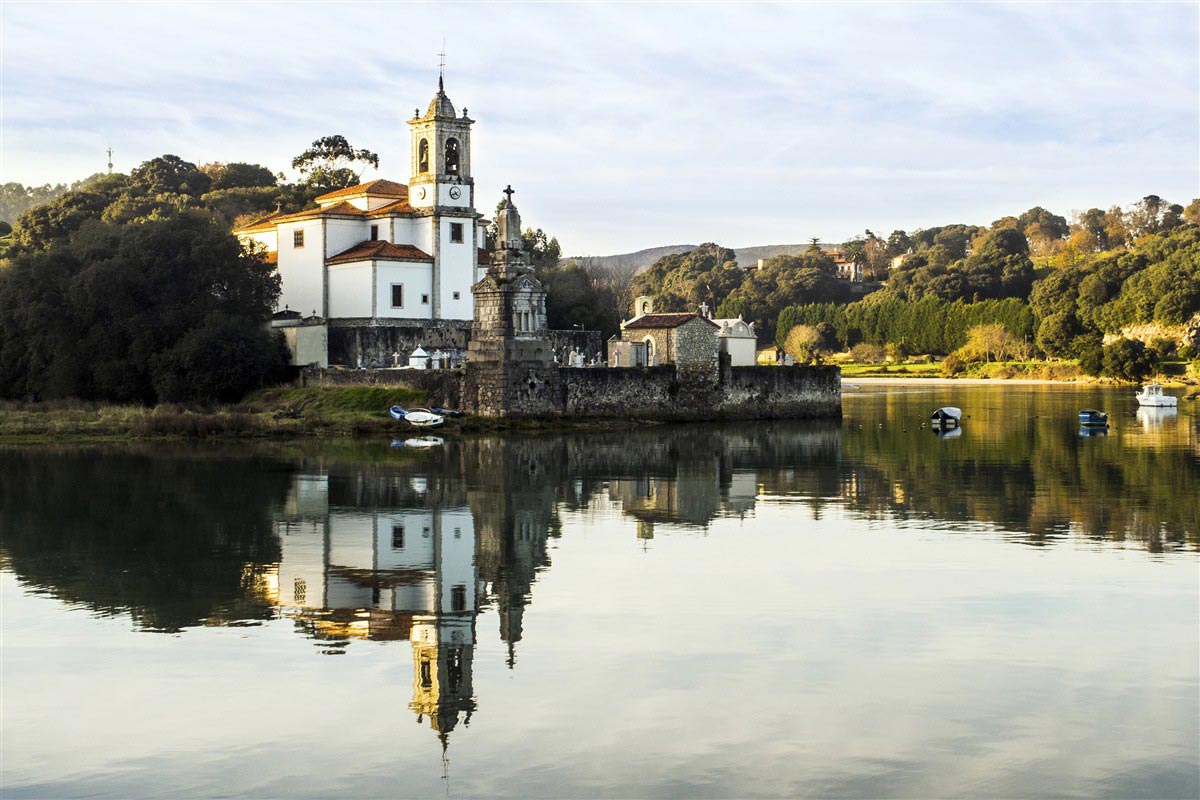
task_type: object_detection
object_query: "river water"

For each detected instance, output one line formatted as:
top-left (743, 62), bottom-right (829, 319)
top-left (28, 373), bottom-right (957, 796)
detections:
top-left (2, 384), bottom-right (1197, 798)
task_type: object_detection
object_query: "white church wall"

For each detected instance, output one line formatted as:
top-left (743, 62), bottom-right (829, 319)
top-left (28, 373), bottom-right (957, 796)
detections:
top-left (277, 220), bottom-right (325, 316)
top-left (327, 511), bottom-right (376, 571)
top-left (328, 262), bottom-right (373, 318)
top-left (438, 216), bottom-right (476, 320)
top-left (241, 229), bottom-right (276, 254)
top-left (375, 511), bottom-right (435, 571)
top-left (274, 518), bottom-right (326, 610)
top-left (437, 509), bottom-right (476, 612)
top-left (326, 218), bottom-right (366, 258)
top-left (375, 262), bottom-right (433, 320)
top-left (390, 217), bottom-right (422, 249)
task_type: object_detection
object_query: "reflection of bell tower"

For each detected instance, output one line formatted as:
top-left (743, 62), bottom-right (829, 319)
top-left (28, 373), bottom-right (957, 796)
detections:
top-left (410, 617), bottom-right (476, 746)
top-left (409, 508), bottom-right (479, 747)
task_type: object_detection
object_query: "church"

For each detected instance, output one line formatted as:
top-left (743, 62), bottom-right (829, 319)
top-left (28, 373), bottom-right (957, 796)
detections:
top-left (235, 78), bottom-right (486, 326)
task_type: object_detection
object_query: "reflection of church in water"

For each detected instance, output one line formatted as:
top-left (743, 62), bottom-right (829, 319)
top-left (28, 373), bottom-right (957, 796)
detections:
top-left (261, 455), bottom-right (552, 750)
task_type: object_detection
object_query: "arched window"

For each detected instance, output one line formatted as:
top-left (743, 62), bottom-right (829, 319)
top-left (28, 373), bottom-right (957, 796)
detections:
top-left (644, 337), bottom-right (655, 366)
top-left (445, 137), bottom-right (460, 175)
top-left (418, 139), bottom-right (429, 173)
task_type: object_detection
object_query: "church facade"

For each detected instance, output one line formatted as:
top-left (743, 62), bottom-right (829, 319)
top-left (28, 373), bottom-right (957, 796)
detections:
top-left (235, 79), bottom-right (485, 323)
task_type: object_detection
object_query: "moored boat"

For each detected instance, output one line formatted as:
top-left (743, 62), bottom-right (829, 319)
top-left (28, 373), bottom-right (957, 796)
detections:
top-left (1078, 409), bottom-right (1109, 427)
top-left (389, 406), bottom-right (445, 428)
top-left (1135, 384), bottom-right (1177, 407)
top-left (930, 407), bottom-right (962, 428)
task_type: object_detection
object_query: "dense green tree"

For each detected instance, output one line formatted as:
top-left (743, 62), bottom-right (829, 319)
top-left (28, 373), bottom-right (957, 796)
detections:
top-left (130, 155), bottom-right (213, 197)
top-left (202, 162), bottom-right (278, 191)
top-left (0, 213), bottom-right (285, 403)
top-left (1100, 338), bottom-right (1156, 382)
top-left (291, 135), bottom-right (379, 191)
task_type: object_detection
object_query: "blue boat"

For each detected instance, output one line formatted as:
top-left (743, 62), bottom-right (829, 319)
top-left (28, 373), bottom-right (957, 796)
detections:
top-left (1078, 409), bottom-right (1109, 427)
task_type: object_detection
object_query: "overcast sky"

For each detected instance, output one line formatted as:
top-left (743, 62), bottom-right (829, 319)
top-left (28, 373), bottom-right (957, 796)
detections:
top-left (2, 1), bottom-right (1197, 254)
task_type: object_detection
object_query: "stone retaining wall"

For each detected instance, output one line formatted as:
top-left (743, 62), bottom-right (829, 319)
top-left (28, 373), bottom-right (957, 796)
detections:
top-left (300, 363), bottom-right (841, 421)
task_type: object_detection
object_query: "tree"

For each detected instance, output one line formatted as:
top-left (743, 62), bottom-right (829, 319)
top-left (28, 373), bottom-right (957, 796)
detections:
top-left (1183, 198), bottom-right (1200, 226)
top-left (1101, 338), bottom-right (1156, 382)
top-left (291, 135), bottom-right (379, 191)
top-left (202, 162), bottom-right (277, 191)
top-left (0, 212), bottom-right (285, 403)
top-left (129, 155), bottom-right (212, 197)
top-left (783, 325), bottom-right (823, 363)
top-left (955, 324), bottom-right (1018, 363)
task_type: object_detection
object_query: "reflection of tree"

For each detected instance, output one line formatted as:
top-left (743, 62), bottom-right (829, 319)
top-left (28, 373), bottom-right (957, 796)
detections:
top-left (834, 418), bottom-right (1199, 550)
top-left (0, 445), bottom-right (288, 631)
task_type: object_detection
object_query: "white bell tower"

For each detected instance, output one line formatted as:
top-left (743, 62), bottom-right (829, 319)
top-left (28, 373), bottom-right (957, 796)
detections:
top-left (407, 76), bottom-right (474, 211)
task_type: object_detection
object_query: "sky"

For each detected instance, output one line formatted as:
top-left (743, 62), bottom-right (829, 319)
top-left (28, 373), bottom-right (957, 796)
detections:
top-left (2, 1), bottom-right (1197, 254)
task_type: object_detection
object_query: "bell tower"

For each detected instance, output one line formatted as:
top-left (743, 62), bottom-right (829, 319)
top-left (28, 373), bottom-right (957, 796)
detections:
top-left (407, 77), bottom-right (474, 211)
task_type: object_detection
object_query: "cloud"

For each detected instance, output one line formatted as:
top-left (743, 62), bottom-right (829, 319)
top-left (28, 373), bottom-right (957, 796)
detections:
top-left (2, 1), bottom-right (1196, 253)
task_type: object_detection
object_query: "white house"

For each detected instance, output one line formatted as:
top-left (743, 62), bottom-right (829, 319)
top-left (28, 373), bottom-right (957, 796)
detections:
top-left (235, 78), bottom-right (487, 323)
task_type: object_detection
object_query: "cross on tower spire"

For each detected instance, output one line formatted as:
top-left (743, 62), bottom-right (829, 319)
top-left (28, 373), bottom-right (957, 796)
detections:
top-left (438, 40), bottom-right (446, 91)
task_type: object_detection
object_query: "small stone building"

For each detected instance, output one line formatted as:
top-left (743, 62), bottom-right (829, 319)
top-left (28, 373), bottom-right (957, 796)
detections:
top-left (608, 297), bottom-right (720, 373)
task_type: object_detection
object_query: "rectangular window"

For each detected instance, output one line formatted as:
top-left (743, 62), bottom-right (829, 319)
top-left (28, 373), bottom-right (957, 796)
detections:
top-left (451, 585), bottom-right (466, 613)
top-left (369, 224), bottom-right (379, 241)
top-left (391, 524), bottom-right (404, 549)
top-left (420, 660), bottom-right (432, 689)
top-left (452, 291), bottom-right (460, 300)
top-left (421, 294), bottom-right (430, 305)
top-left (391, 284), bottom-right (403, 308)
top-left (293, 229), bottom-right (304, 248)
top-left (450, 222), bottom-right (464, 243)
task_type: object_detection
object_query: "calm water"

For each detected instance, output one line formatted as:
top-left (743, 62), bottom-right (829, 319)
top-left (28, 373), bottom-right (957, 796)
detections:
top-left (2, 384), bottom-right (1197, 799)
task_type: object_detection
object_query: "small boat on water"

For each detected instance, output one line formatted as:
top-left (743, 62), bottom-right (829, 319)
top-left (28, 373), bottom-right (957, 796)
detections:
top-left (428, 406), bottom-right (465, 417)
top-left (1078, 426), bottom-right (1109, 438)
top-left (389, 406), bottom-right (445, 428)
top-left (930, 407), bottom-right (962, 429)
top-left (1078, 409), bottom-right (1109, 427)
top-left (1135, 384), bottom-right (1177, 407)
top-left (933, 426), bottom-right (962, 439)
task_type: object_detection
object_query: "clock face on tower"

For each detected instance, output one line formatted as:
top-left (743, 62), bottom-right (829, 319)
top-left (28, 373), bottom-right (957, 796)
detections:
top-left (415, 186), bottom-right (426, 200)
top-left (449, 186), bottom-right (462, 200)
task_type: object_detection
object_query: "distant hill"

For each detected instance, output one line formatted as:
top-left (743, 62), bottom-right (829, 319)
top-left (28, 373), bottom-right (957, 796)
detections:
top-left (570, 245), bottom-right (698, 274)
top-left (567, 242), bottom-right (822, 275)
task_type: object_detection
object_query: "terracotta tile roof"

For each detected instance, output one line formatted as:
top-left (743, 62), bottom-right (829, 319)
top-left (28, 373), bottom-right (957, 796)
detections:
top-left (624, 313), bottom-right (718, 330)
top-left (326, 240), bottom-right (433, 265)
top-left (314, 179), bottom-right (408, 203)
top-left (234, 202), bottom-right (366, 233)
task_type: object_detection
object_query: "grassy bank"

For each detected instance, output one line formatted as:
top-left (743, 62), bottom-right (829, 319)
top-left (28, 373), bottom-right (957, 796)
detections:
top-left (0, 386), bottom-right (430, 441)
top-left (838, 358), bottom-right (1198, 383)
top-left (0, 385), bottom-right (649, 441)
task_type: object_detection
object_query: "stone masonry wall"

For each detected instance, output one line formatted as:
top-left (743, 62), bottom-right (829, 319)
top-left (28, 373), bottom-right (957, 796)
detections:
top-left (300, 363), bottom-right (840, 421)
top-left (672, 319), bottom-right (720, 378)
top-left (328, 319), bottom-right (471, 368)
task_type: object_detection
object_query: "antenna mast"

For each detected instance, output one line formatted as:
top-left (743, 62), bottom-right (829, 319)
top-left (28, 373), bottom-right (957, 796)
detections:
top-left (106, 147), bottom-right (113, 174)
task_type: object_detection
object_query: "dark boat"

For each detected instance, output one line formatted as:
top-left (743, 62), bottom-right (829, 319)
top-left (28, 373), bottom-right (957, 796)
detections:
top-left (429, 406), bottom-right (465, 417)
top-left (1078, 409), bottom-right (1109, 427)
